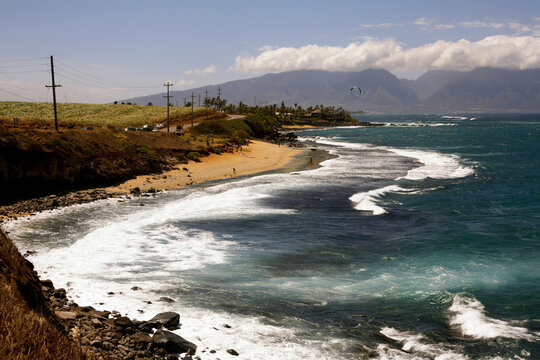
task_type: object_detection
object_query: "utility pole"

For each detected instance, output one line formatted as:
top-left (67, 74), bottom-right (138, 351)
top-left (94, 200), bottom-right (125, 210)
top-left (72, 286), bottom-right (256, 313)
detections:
top-left (190, 92), bottom-right (195, 128)
top-left (204, 88), bottom-right (209, 120)
top-left (198, 94), bottom-right (201, 107)
top-left (45, 55), bottom-right (61, 131)
top-left (163, 82), bottom-right (173, 132)
top-left (217, 86), bottom-right (222, 113)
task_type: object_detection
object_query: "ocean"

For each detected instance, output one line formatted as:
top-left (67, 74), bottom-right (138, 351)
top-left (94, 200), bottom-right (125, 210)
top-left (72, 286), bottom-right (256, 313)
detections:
top-left (5, 114), bottom-right (540, 359)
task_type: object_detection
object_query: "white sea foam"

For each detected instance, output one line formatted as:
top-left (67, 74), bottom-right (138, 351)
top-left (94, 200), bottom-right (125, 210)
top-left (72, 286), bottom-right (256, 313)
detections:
top-left (448, 294), bottom-right (539, 341)
top-left (441, 116), bottom-right (469, 120)
top-left (388, 148), bottom-right (474, 181)
top-left (376, 327), bottom-right (468, 360)
top-left (381, 122), bottom-right (456, 127)
top-left (307, 137), bottom-right (474, 215)
top-left (349, 185), bottom-right (413, 215)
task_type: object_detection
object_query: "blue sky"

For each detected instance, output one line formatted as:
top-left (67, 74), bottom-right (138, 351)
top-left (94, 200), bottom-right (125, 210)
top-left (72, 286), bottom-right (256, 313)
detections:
top-left (1, 0), bottom-right (539, 103)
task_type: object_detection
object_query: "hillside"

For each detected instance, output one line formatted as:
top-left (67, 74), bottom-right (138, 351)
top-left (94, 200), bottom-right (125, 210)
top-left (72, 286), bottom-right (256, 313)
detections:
top-left (419, 68), bottom-right (540, 112)
top-left (123, 69), bottom-right (419, 113)
top-left (121, 68), bottom-right (540, 113)
top-left (0, 126), bottom-right (200, 204)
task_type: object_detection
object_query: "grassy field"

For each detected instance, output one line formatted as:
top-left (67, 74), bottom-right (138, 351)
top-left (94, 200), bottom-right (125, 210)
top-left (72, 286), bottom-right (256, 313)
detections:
top-left (0, 101), bottom-right (207, 128)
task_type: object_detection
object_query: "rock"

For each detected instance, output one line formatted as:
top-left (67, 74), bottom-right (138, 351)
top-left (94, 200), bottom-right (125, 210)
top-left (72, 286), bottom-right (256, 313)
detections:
top-left (158, 296), bottom-right (175, 303)
top-left (23, 250), bottom-right (36, 257)
top-left (53, 288), bottom-right (67, 298)
top-left (130, 187), bottom-right (141, 194)
top-left (90, 339), bottom-right (102, 348)
top-left (55, 311), bottom-right (78, 320)
top-left (131, 286), bottom-right (142, 291)
top-left (92, 310), bottom-right (110, 320)
top-left (133, 332), bottom-right (153, 344)
top-left (115, 316), bottom-right (135, 328)
top-left (223, 324), bottom-right (232, 329)
top-left (148, 312), bottom-right (180, 330)
top-left (41, 279), bottom-right (54, 289)
top-left (152, 330), bottom-right (197, 354)
top-left (227, 349), bottom-right (240, 356)
top-left (47, 198), bottom-right (59, 207)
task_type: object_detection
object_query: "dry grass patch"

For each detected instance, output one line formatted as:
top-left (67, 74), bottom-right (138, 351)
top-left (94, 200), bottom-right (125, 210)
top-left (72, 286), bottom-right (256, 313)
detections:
top-left (0, 230), bottom-right (87, 359)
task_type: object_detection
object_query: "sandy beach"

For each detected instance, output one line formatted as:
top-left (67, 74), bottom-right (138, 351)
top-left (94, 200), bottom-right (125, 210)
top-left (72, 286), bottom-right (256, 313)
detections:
top-left (107, 140), bottom-right (302, 193)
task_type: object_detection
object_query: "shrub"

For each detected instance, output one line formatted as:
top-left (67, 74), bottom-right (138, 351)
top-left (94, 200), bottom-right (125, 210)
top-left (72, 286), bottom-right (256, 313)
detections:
top-left (187, 151), bottom-right (201, 162)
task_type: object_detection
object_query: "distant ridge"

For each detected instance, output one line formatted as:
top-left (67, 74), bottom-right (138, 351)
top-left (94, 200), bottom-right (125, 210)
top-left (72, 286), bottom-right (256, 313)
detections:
top-left (120, 68), bottom-right (540, 113)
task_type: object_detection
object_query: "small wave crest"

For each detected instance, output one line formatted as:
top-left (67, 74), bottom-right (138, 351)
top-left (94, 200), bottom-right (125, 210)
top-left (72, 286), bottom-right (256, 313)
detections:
top-left (376, 327), bottom-right (468, 360)
top-left (441, 115), bottom-right (469, 120)
top-left (448, 293), bottom-right (539, 341)
top-left (388, 148), bottom-right (474, 181)
top-left (349, 185), bottom-right (413, 215)
top-left (381, 122), bottom-right (456, 127)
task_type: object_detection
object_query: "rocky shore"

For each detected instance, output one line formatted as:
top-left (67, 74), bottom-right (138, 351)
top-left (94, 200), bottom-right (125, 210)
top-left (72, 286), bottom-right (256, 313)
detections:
top-left (0, 187), bottom-right (165, 223)
top-left (42, 277), bottom-right (205, 359)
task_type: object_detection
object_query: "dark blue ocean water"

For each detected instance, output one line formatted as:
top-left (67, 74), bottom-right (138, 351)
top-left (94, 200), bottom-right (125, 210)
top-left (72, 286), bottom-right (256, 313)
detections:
top-left (6, 114), bottom-right (540, 359)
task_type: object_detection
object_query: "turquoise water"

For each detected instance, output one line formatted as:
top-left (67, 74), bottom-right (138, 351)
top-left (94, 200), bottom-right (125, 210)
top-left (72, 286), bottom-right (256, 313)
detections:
top-left (6, 114), bottom-right (540, 359)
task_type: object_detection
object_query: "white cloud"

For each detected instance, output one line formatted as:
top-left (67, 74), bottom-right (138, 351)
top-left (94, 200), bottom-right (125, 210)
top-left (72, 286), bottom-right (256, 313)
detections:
top-left (231, 35), bottom-right (540, 73)
top-left (183, 65), bottom-right (218, 75)
top-left (458, 20), bottom-right (506, 29)
top-left (175, 79), bottom-right (195, 87)
top-left (414, 17), bottom-right (454, 31)
top-left (358, 22), bottom-right (399, 29)
top-left (258, 45), bottom-right (279, 51)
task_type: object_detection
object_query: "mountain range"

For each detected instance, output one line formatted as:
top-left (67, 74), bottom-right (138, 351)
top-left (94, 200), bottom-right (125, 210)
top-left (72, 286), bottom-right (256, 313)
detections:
top-left (121, 68), bottom-right (540, 113)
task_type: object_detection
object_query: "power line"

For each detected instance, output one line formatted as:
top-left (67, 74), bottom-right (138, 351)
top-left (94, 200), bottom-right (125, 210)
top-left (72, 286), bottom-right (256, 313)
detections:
top-left (0, 87), bottom-right (37, 102)
top-left (0, 63), bottom-right (49, 69)
top-left (55, 71), bottom-right (124, 90)
top-left (0, 70), bottom-right (49, 74)
top-left (0, 56), bottom-right (48, 63)
top-left (54, 59), bottom-right (162, 89)
top-left (54, 66), bottom-right (118, 87)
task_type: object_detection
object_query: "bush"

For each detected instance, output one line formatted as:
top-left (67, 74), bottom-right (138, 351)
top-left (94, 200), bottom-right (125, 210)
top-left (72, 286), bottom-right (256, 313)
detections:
top-left (187, 151), bottom-right (201, 162)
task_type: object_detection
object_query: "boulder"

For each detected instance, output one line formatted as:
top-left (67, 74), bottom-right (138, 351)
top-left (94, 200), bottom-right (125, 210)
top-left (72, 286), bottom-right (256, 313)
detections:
top-left (146, 311), bottom-right (180, 330)
top-left (152, 330), bottom-right (196, 354)
top-left (53, 288), bottom-right (67, 298)
top-left (227, 349), bottom-right (240, 356)
top-left (114, 316), bottom-right (135, 328)
top-left (133, 332), bottom-right (153, 344)
top-left (55, 311), bottom-right (77, 320)
top-left (158, 296), bottom-right (175, 303)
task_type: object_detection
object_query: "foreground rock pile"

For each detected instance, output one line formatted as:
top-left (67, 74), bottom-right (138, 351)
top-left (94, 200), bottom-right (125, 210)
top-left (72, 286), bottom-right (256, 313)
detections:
top-left (0, 189), bottom-right (124, 222)
top-left (42, 280), bottom-right (198, 360)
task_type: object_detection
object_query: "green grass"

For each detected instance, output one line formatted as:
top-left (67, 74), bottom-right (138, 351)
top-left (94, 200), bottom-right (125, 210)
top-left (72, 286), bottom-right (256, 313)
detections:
top-left (0, 101), bottom-right (206, 128)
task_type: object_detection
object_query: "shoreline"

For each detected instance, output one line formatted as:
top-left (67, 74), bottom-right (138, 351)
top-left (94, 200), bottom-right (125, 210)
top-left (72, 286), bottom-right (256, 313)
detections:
top-left (0, 140), bottom-right (321, 222)
top-left (0, 139), bottom-right (330, 359)
top-left (106, 140), bottom-right (304, 194)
